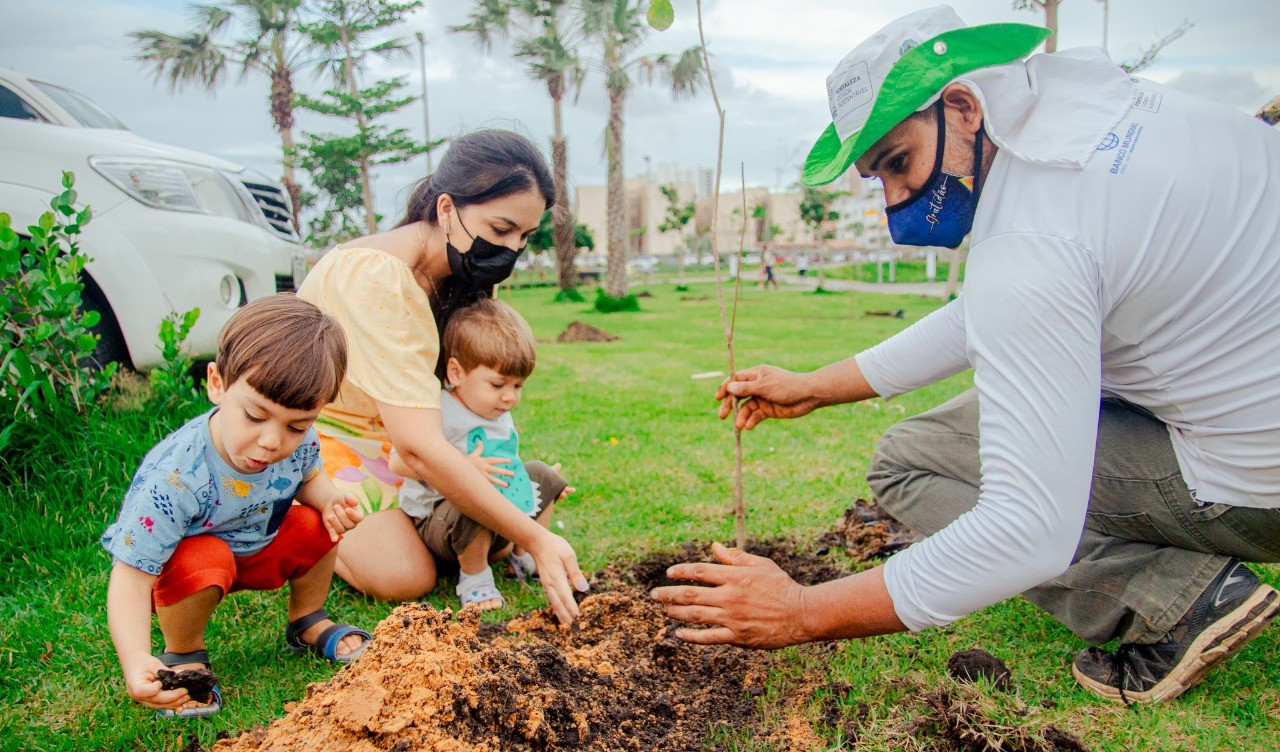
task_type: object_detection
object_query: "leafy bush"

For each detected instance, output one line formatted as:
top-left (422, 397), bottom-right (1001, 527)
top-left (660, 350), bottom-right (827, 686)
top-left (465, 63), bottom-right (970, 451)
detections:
top-left (593, 289), bottom-right (640, 313)
top-left (149, 307), bottom-right (202, 408)
top-left (554, 287), bottom-right (585, 303)
top-left (0, 172), bottom-right (115, 450)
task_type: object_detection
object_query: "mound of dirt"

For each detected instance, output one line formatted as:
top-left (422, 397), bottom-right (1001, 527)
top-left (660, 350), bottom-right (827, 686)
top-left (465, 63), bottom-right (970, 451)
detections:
top-left (556, 322), bottom-right (618, 343)
top-left (596, 538), bottom-right (848, 591)
top-left (817, 499), bottom-right (923, 562)
top-left (212, 589), bottom-right (771, 752)
top-left (946, 649), bottom-right (1012, 691)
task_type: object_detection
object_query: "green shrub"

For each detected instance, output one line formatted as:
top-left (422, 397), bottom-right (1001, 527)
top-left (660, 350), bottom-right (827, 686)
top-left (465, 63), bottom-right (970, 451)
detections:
top-left (0, 172), bottom-right (116, 451)
top-left (554, 287), bottom-right (585, 303)
top-left (593, 289), bottom-right (641, 313)
top-left (149, 307), bottom-right (201, 409)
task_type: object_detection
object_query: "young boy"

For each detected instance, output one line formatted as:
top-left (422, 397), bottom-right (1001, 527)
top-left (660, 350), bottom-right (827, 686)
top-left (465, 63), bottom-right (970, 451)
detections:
top-left (392, 298), bottom-right (572, 611)
top-left (102, 294), bottom-right (369, 719)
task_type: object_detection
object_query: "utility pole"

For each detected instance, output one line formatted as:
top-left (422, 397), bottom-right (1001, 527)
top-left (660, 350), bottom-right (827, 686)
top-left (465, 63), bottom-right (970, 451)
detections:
top-left (643, 154), bottom-right (652, 257)
top-left (415, 31), bottom-right (433, 174)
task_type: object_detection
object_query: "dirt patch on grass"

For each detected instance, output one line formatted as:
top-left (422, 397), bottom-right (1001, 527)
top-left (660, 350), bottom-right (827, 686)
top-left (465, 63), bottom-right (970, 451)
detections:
top-left (208, 540), bottom-right (845, 752)
top-left (816, 498), bottom-right (923, 562)
top-left (205, 538), bottom-right (1089, 752)
top-left (798, 678), bottom-right (1090, 752)
top-left (556, 322), bottom-right (618, 343)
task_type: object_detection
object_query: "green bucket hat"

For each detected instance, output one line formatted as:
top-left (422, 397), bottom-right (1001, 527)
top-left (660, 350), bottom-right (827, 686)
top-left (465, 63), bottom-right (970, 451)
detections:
top-left (802, 6), bottom-right (1051, 187)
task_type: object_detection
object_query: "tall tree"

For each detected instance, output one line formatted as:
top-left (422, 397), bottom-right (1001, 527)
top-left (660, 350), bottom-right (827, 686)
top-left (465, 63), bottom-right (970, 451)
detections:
top-left (306, 0), bottom-right (421, 234)
top-left (582, 0), bottom-right (705, 299)
top-left (131, 0), bottom-right (313, 230)
top-left (454, 0), bottom-right (588, 293)
top-left (294, 77), bottom-right (433, 246)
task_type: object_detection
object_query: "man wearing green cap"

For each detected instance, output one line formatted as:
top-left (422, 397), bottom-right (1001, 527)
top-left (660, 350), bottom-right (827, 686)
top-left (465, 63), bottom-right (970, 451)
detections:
top-left (652, 5), bottom-right (1280, 705)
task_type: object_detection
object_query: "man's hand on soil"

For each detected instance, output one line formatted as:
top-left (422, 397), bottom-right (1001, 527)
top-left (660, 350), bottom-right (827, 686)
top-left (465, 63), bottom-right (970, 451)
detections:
top-left (650, 542), bottom-right (810, 649)
top-left (530, 532), bottom-right (590, 625)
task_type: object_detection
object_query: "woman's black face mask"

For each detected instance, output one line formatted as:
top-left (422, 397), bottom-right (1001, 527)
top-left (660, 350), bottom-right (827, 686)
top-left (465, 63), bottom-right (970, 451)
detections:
top-left (445, 210), bottom-right (521, 291)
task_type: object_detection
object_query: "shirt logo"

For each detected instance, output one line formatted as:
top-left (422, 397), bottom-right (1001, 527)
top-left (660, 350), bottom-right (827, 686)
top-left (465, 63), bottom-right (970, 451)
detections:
top-left (899, 39), bottom-right (917, 56)
top-left (1096, 132), bottom-right (1119, 151)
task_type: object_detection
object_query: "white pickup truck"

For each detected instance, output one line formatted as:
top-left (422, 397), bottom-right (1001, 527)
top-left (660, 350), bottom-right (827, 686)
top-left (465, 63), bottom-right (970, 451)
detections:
top-left (0, 67), bottom-right (305, 370)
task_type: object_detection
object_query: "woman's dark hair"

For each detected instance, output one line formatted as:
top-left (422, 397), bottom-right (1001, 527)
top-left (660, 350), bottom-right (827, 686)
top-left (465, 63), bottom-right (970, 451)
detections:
top-left (395, 129), bottom-right (555, 380)
top-left (395, 128), bottom-right (555, 228)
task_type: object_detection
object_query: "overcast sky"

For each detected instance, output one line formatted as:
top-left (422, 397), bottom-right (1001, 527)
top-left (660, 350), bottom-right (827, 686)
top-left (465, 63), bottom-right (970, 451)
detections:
top-left (3, 0), bottom-right (1277, 222)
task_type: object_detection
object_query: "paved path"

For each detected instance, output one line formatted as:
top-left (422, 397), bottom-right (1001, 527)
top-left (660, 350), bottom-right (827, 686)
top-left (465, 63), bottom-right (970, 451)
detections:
top-left (777, 273), bottom-right (960, 297)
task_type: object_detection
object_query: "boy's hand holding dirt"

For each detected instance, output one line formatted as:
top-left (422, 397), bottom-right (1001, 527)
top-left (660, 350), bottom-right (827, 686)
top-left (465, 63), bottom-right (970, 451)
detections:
top-left (123, 655), bottom-right (194, 711)
top-left (322, 493), bottom-right (364, 542)
top-left (467, 439), bottom-right (516, 488)
top-left (650, 542), bottom-right (811, 650)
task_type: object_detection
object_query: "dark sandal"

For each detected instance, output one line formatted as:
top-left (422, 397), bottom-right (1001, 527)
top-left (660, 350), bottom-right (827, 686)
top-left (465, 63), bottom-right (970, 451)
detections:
top-left (285, 608), bottom-right (371, 663)
top-left (154, 650), bottom-right (222, 719)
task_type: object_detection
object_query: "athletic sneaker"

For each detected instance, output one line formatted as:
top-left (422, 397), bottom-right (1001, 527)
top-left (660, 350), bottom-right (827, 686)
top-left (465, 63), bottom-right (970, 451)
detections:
top-left (1072, 560), bottom-right (1280, 705)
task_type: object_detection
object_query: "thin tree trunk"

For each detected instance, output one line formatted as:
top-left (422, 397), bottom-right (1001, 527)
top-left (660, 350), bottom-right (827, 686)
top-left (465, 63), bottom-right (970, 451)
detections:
top-left (944, 246), bottom-right (962, 299)
top-left (550, 90), bottom-right (577, 292)
top-left (1043, 0), bottom-right (1059, 53)
top-left (604, 84), bottom-right (627, 299)
top-left (270, 52), bottom-right (301, 232)
top-left (341, 28), bottom-right (377, 235)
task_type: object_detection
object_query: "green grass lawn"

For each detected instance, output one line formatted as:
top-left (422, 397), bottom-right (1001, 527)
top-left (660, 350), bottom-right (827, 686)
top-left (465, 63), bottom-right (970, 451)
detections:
top-left (819, 259), bottom-right (966, 285)
top-left (3, 283), bottom-right (1278, 750)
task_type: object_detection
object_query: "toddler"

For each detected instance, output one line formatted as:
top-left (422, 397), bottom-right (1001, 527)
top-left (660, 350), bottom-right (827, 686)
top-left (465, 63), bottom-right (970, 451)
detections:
top-left (102, 294), bottom-right (368, 718)
top-left (393, 298), bottom-right (571, 611)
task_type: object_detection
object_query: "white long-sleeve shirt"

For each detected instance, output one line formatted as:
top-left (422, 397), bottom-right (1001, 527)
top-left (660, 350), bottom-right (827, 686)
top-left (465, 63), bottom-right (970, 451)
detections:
top-left (857, 66), bottom-right (1280, 631)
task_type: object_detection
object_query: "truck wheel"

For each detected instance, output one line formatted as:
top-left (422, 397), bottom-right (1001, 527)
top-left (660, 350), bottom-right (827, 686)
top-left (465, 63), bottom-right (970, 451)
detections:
top-left (81, 283), bottom-right (132, 371)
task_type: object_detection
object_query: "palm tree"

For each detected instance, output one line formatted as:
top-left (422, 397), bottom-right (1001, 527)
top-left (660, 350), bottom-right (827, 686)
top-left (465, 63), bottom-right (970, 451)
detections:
top-left (132, 1), bottom-right (313, 229)
top-left (582, 0), bottom-right (704, 299)
top-left (305, 0), bottom-right (417, 234)
top-left (453, 0), bottom-right (588, 293)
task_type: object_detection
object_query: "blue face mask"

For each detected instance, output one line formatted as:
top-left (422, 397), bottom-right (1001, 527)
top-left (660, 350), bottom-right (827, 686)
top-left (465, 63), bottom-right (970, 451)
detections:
top-left (885, 100), bottom-right (984, 249)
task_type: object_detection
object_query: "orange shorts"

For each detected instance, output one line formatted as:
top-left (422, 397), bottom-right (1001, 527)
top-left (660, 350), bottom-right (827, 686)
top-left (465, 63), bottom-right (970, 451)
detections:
top-left (151, 505), bottom-right (334, 609)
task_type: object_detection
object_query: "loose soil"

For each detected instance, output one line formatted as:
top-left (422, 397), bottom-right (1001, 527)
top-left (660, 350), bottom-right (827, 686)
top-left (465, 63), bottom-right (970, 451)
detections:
top-left (556, 322), bottom-right (618, 343)
top-left (816, 498), bottom-right (923, 562)
top-left (946, 649), bottom-right (1013, 691)
top-left (204, 528), bottom-right (1089, 752)
top-left (211, 541), bottom-right (842, 752)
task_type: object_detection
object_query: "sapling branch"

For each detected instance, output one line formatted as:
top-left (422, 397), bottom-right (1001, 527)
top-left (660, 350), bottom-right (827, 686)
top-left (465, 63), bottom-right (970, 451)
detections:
top-left (695, 0), bottom-right (747, 548)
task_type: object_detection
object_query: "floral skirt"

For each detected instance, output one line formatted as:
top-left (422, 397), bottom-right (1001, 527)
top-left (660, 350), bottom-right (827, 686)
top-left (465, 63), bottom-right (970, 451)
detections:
top-left (317, 432), bottom-right (404, 515)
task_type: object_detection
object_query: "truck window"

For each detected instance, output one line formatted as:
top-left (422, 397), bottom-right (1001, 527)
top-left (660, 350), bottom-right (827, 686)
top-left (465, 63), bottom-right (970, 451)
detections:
top-left (32, 81), bottom-right (127, 129)
top-left (0, 84), bottom-right (45, 122)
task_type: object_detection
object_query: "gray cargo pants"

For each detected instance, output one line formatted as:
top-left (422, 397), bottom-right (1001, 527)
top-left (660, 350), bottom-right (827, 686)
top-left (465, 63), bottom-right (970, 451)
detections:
top-left (867, 388), bottom-right (1280, 645)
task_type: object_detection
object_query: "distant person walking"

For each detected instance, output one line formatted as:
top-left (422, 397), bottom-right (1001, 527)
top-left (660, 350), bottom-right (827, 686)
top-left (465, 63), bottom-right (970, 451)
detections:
top-left (760, 250), bottom-right (779, 290)
top-left (796, 253), bottom-right (810, 278)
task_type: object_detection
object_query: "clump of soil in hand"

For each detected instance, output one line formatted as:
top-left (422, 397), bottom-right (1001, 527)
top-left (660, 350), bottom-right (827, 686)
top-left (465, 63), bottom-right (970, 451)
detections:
top-left (157, 667), bottom-right (217, 704)
top-left (817, 498), bottom-right (923, 562)
top-left (212, 590), bottom-right (772, 752)
top-left (556, 321), bottom-right (618, 343)
top-left (946, 649), bottom-right (1013, 691)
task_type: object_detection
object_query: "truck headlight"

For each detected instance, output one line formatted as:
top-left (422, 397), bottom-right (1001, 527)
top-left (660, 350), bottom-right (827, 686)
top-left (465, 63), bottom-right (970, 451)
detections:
top-left (90, 157), bottom-right (255, 224)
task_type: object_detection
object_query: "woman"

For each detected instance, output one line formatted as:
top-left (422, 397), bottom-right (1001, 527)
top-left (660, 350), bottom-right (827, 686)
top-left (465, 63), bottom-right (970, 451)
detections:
top-left (297, 129), bottom-right (588, 624)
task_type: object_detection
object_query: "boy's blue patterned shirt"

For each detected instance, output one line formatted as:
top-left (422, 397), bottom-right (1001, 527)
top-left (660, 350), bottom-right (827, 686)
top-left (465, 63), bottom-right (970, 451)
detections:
top-left (101, 408), bottom-right (322, 575)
